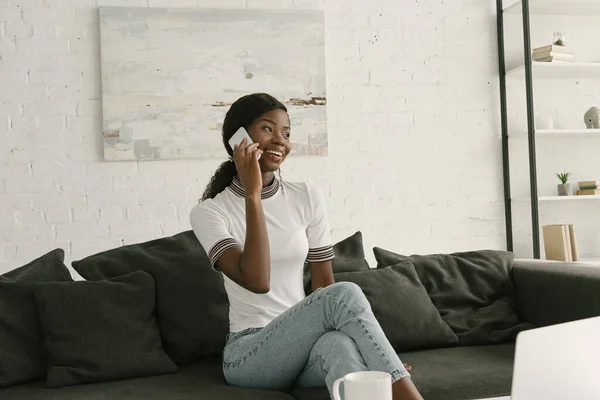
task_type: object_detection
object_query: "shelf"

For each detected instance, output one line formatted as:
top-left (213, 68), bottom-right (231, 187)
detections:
top-left (513, 195), bottom-right (600, 202)
top-left (579, 256), bottom-right (600, 264)
top-left (510, 129), bottom-right (600, 138)
top-left (532, 257), bottom-right (600, 265)
top-left (507, 62), bottom-right (600, 78)
top-left (504, 0), bottom-right (600, 15)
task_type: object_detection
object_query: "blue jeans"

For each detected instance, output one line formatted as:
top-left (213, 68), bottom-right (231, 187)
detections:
top-left (222, 282), bottom-right (411, 398)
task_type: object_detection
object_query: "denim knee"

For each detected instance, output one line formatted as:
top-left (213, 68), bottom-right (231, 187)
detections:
top-left (315, 331), bottom-right (357, 356)
top-left (323, 282), bottom-right (368, 307)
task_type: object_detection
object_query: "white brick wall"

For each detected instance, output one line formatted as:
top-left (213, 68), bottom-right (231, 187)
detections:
top-left (0, 0), bottom-right (509, 274)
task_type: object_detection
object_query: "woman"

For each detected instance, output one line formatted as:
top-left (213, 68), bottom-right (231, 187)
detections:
top-left (190, 93), bottom-right (423, 400)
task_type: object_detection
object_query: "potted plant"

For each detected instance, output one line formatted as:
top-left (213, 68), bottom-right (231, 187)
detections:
top-left (556, 172), bottom-right (574, 196)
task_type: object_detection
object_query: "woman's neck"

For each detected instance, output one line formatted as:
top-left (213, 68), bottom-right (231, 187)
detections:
top-left (235, 172), bottom-right (275, 188)
top-left (261, 172), bottom-right (275, 187)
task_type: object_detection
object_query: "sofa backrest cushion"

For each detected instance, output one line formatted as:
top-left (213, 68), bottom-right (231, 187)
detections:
top-left (334, 262), bottom-right (459, 352)
top-left (32, 270), bottom-right (177, 388)
top-left (73, 230), bottom-right (371, 365)
top-left (373, 247), bottom-right (534, 345)
top-left (0, 249), bottom-right (73, 388)
top-left (72, 230), bottom-right (228, 365)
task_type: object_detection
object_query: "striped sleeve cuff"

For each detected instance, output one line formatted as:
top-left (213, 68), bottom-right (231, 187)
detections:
top-left (208, 238), bottom-right (240, 269)
top-left (306, 245), bottom-right (335, 263)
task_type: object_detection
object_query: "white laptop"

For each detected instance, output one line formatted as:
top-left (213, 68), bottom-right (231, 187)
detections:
top-left (508, 316), bottom-right (600, 399)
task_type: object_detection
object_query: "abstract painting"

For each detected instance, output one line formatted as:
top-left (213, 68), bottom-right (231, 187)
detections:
top-left (99, 7), bottom-right (327, 161)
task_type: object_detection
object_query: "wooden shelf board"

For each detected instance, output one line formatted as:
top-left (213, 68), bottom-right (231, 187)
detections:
top-left (510, 129), bottom-right (600, 138)
top-left (504, 0), bottom-right (600, 15)
top-left (513, 195), bottom-right (600, 202)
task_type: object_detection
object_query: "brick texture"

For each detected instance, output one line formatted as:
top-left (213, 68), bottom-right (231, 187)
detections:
top-left (0, 0), bottom-right (539, 273)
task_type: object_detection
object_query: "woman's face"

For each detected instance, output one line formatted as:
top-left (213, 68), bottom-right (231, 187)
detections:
top-left (246, 108), bottom-right (292, 172)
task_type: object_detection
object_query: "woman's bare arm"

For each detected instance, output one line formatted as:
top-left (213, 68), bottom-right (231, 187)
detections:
top-left (214, 139), bottom-right (271, 294)
top-left (310, 261), bottom-right (335, 292)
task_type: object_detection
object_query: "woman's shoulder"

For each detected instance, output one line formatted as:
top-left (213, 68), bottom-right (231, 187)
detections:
top-left (281, 180), bottom-right (312, 194)
top-left (281, 180), bottom-right (325, 203)
top-left (190, 193), bottom-right (229, 221)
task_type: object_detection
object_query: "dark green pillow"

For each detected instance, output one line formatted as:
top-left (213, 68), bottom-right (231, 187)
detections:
top-left (334, 263), bottom-right (458, 352)
top-left (32, 270), bottom-right (177, 388)
top-left (72, 230), bottom-right (228, 364)
top-left (0, 249), bottom-right (72, 388)
top-left (373, 247), bottom-right (534, 345)
top-left (304, 231), bottom-right (370, 294)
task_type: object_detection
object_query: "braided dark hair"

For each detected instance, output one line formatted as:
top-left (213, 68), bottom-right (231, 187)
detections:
top-left (201, 93), bottom-right (288, 201)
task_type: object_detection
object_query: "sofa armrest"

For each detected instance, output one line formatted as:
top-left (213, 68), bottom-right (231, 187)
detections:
top-left (512, 259), bottom-right (600, 327)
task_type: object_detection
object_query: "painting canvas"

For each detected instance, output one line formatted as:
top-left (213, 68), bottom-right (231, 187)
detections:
top-left (99, 7), bottom-right (327, 161)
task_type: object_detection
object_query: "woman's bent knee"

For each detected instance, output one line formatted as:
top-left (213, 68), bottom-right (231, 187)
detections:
top-left (317, 282), bottom-right (371, 321)
top-left (324, 281), bottom-right (363, 298)
top-left (315, 331), bottom-right (355, 353)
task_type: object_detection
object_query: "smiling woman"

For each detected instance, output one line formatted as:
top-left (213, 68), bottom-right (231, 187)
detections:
top-left (248, 110), bottom-right (291, 171)
top-left (190, 93), bottom-right (423, 400)
top-left (200, 93), bottom-right (289, 202)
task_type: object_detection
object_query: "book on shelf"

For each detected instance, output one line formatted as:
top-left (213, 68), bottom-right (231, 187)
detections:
top-left (542, 224), bottom-right (578, 262)
top-left (533, 54), bottom-right (575, 63)
top-left (579, 181), bottom-right (599, 188)
top-left (533, 45), bottom-right (574, 55)
top-left (577, 189), bottom-right (600, 195)
top-left (532, 45), bottom-right (575, 62)
top-left (568, 225), bottom-right (578, 262)
top-left (533, 52), bottom-right (574, 60)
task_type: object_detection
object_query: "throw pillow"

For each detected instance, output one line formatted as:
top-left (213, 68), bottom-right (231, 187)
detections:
top-left (334, 263), bottom-right (458, 352)
top-left (72, 230), bottom-right (228, 364)
top-left (0, 249), bottom-right (72, 388)
top-left (373, 247), bottom-right (534, 345)
top-left (32, 270), bottom-right (177, 388)
top-left (304, 231), bottom-right (371, 294)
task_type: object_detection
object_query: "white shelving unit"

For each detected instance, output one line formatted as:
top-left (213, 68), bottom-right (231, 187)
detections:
top-left (535, 256), bottom-right (600, 265)
top-left (579, 256), bottom-right (600, 264)
top-left (512, 196), bottom-right (600, 202)
top-left (504, 0), bottom-right (600, 16)
top-left (510, 129), bottom-right (600, 138)
top-left (499, 0), bottom-right (600, 261)
top-left (507, 62), bottom-right (600, 78)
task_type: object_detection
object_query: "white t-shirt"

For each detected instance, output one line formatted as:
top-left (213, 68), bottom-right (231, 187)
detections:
top-left (190, 176), bottom-right (335, 333)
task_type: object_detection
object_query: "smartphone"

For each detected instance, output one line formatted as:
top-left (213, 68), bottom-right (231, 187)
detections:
top-left (228, 127), bottom-right (261, 160)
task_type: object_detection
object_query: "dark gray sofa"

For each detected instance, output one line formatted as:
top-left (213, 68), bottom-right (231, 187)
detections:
top-left (3, 258), bottom-right (599, 400)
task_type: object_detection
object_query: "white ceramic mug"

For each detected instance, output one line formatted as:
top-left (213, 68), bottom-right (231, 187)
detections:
top-left (332, 371), bottom-right (392, 400)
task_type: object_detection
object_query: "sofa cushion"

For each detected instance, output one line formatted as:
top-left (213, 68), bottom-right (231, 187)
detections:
top-left (0, 355), bottom-right (295, 400)
top-left (32, 270), bottom-right (177, 388)
top-left (0, 249), bottom-right (72, 388)
top-left (403, 343), bottom-right (515, 400)
top-left (72, 230), bottom-right (229, 364)
top-left (373, 247), bottom-right (533, 345)
top-left (290, 344), bottom-right (516, 400)
top-left (304, 231), bottom-right (370, 294)
top-left (334, 263), bottom-right (458, 352)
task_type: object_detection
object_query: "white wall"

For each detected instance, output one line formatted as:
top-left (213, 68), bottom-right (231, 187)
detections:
top-left (0, 0), bottom-right (506, 274)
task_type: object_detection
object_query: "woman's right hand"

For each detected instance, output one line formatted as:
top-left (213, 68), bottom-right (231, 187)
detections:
top-left (233, 137), bottom-right (263, 197)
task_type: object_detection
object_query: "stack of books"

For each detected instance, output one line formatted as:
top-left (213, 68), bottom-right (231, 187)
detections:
top-left (577, 181), bottom-right (600, 195)
top-left (543, 224), bottom-right (578, 262)
top-left (532, 45), bottom-right (575, 62)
